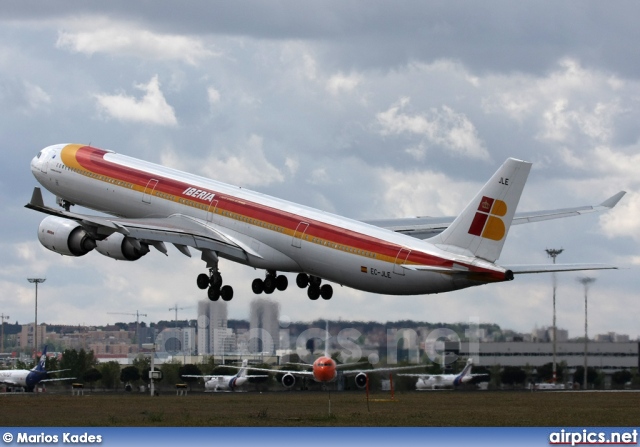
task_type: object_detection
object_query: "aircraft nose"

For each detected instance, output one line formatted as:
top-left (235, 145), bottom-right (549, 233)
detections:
top-left (30, 149), bottom-right (45, 174)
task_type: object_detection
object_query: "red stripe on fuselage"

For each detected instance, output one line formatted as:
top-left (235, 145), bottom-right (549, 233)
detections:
top-left (69, 146), bottom-right (494, 275)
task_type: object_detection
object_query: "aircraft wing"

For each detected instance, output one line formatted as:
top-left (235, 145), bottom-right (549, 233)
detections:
top-left (362, 191), bottom-right (626, 239)
top-left (227, 365), bottom-right (314, 377)
top-left (26, 187), bottom-right (258, 262)
top-left (342, 365), bottom-right (424, 376)
top-left (0, 378), bottom-right (20, 386)
top-left (40, 377), bottom-right (76, 383)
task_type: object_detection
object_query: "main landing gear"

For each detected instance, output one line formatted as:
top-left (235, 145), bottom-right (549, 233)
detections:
top-left (252, 270), bottom-right (288, 295)
top-left (296, 273), bottom-right (333, 300)
top-left (197, 268), bottom-right (234, 302)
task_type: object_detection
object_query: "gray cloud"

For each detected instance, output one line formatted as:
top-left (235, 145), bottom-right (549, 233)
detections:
top-left (1, 3), bottom-right (638, 339)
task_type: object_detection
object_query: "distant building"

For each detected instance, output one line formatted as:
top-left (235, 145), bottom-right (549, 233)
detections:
top-left (156, 327), bottom-right (196, 355)
top-left (249, 298), bottom-right (280, 354)
top-left (18, 323), bottom-right (47, 349)
top-left (595, 332), bottom-right (630, 343)
top-left (197, 300), bottom-right (229, 355)
top-left (532, 326), bottom-right (569, 343)
top-left (458, 341), bottom-right (639, 371)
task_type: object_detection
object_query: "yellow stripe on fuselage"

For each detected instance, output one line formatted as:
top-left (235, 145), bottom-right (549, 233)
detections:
top-left (60, 144), bottom-right (86, 170)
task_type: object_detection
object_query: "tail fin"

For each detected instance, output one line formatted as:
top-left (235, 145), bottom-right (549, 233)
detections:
top-left (32, 345), bottom-right (48, 372)
top-left (453, 358), bottom-right (473, 385)
top-left (237, 359), bottom-right (249, 378)
top-left (428, 158), bottom-right (532, 262)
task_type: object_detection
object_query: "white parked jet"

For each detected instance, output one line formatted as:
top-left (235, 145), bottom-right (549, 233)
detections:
top-left (0, 346), bottom-right (72, 392)
top-left (181, 359), bottom-right (268, 392)
top-left (27, 144), bottom-right (624, 301)
top-left (399, 358), bottom-right (487, 390)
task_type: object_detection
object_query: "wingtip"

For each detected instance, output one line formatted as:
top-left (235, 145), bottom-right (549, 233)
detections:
top-left (599, 191), bottom-right (626, 208)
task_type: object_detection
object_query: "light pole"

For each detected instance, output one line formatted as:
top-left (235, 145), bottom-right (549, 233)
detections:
top-left (546, 248), bottom-right (564, 384)
top-left (27, 278), bottom-right (46, 354)
top-left (577, 276), bottom-right (595, 390)
top-left (142, 343), bottom-right (157, 397)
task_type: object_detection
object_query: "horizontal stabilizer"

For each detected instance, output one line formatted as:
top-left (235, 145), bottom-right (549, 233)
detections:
top-left (506, 264), bottom-right (617, 274)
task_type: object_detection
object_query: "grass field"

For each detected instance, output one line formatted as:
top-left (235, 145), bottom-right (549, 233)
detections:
top-left (1, 390), bottom-right (638, 426)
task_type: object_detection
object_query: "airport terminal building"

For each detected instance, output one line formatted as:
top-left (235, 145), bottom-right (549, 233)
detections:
top-left (454, 341), bottom-right (639, 371)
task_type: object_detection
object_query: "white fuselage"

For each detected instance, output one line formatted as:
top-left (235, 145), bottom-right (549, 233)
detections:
top-left (30, 144), bottom-right (507, 295)
top-left (204, 375), bottom-right (247, 392)
top-left (0, 369), bottom-right (45, 389)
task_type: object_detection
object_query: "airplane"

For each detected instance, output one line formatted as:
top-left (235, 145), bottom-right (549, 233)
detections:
top-left (228, 322), bottom-right (420, 389)
top-left (26, 143), bottom-right (624, 302)
top-left (181, 359), bottom-right (268, 392)
top-left (0, 346), bottom-right (73, 392)
top-left (399, 358), bottom-right (488, 390)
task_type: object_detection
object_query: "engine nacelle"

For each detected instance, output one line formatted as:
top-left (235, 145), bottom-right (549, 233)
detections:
top-left (281, 373), bottom-right (296, 388)
top-left (38, 216), bottom-right (96, 257)
top-left (355, 372), bottom-right (368, 389)
top-left (95, 233), bottom-right (149, 261)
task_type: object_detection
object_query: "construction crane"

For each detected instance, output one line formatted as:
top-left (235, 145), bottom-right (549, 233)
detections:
top-left (168, 305), bottom-right (193, 328)
top-left (107, 310), bottom-right (148, 345)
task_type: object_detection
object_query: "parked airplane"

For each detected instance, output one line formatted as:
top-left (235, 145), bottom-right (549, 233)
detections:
top-left (0, 346), bottom-right (72, 392)
top-left (181, 359), bottom-right (268, 392)
top-left (399, 358), bottom-right (488, 390)
top-left (231, 322), bottom-right (420, 389)
top-left (27, 144), bottom-right (624, 301)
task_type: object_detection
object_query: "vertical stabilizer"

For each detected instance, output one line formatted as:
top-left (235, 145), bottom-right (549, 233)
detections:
top-left (32, 345), bottom-right (48, 372)
top-left (237, 359), bottom-right (248, 378)
top-left (453, 358), bottom-right (473, 385)
top-left (428, 158), bottom-right (532, 262)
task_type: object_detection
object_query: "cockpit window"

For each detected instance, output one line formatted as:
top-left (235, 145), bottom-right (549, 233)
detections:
top-left (36, 151), bottom-right (42, 159)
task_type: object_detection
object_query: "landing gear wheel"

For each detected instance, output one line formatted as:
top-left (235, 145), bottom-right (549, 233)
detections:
top-left (320, 284), bottom-right (333, 300)
top-left (209, 272), bottom-right (222, 288)
top-left (221, 285), bottom-right (234, 301)
top-left (252, 278), bottom-right (264, 294)
top-left (308, 286), bottom-right (320, 300)
top-left (276, 275), bottom-right (288, 291)
top-left (197, 274), bottom-right (210, 290)
top-left (264, 275), bottom-right (276, 291)
top-left (296, 273), bottom-right (309, 288)
top-left (310, 276), bottom-right (321, 286)
top-left (264, 280), bottom-right (276, 294)
top-left (208, 286), bottom-right (221, 301)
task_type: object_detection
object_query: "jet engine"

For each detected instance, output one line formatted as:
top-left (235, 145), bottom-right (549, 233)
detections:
top-left (38, 216), bottom-right (96, 257)
top-left (355, 372), bottom-right (368, 389)
top-left (281, 373), bottom-right (296, 388)
top-left (95, 233), bottom-right (149, 261)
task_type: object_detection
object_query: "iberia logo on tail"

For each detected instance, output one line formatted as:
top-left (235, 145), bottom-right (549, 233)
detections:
top-left (467, 196), bottom-right (507, 241)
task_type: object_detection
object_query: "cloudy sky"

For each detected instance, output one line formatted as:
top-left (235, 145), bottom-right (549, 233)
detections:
top-left (1, 1), bottom-right (638, 340)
